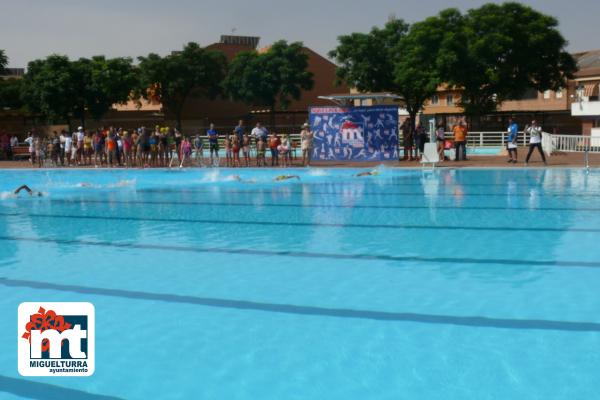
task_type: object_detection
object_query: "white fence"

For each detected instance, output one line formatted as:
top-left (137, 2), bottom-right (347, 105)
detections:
top-left (545, 133), bottom-right (600, 154)
top-left (433, 131), bottom-right (533, 148)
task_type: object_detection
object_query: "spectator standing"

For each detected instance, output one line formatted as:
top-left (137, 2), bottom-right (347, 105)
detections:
top-left (269, 131), bottom-right (281, 166)
top-left (207, 123), bottom-right (219, 166)
top-left (251, 122), bottom-right (268, 143)
top-left (300, 123), bottom-right (313, 167)
top-left (506, 118), bottom-right (519, 163)
top-left (435, 124), bottom-right (446, 161)
top-left (453, 119), bottom-right (468, 161)
top-left (524, 120), bottom-right (547, 166)
top-left (25, 132), bottom-right (35, 165)
top-left (10, 134), bottom-right (19, 159)
top-left (400, 117), bottom-right (414, 161)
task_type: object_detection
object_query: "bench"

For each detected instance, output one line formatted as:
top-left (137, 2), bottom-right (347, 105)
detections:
top-left (12, 146), bottom-right (30, 160)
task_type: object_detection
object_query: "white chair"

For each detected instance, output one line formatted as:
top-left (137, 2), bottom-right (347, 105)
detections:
top-left (421, 142), bottom-right (440, 168)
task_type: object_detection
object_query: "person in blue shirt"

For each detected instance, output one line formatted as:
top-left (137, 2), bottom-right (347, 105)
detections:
top-left (507, 118), bottom-right (519, 163)
top-left (207, 123), bottom-right (219, 166)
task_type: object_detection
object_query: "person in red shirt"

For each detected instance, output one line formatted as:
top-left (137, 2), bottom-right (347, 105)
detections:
top-left (269, 131), bottom-right (281, 167)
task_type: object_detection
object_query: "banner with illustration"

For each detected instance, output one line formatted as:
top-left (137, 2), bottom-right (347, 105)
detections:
top-left (309, 105), bottom-right (398, 161)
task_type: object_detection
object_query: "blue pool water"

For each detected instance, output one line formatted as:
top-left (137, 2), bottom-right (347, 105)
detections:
top-left (0, 167), bottom-right (599, 399)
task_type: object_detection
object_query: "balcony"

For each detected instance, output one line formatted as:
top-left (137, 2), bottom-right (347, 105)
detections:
top-left (571, 100), bottom-right (600, 116)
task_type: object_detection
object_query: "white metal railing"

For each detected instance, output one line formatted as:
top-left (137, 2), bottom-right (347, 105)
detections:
top-left (423, 131), bottom-right (532, 147)
top-left (545, 134), bottom-right (600, 154)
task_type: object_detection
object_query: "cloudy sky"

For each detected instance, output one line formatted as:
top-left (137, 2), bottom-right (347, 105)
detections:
top-left (2, 0), bottom-right (599, 67)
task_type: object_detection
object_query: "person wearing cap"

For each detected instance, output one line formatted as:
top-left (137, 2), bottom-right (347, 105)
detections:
top-left (300, 123), bottom-right (313, 167)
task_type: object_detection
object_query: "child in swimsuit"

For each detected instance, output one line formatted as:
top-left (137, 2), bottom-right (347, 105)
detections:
top-left (278, 135), bottom-right (291, 167)
top-left (256, 138), bottom-right (266, 167)
top-left (242, 134), bottom-right (250, 167)
top-left (224, 135), bottom-right (232, 167)
top-left (231, 134), bottom-right (240, 167)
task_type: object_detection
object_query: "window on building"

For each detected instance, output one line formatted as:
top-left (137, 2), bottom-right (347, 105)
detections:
top-left (543, 90), bottom-right (551, 99)
top-left (431, 95), bottom-right (439, 105)
top-left (446, 95), bottom-right (454, 105)
top-left (556, 89), bottom-right (563, 99)
top-left (519, 88), bottom-right (538, 100)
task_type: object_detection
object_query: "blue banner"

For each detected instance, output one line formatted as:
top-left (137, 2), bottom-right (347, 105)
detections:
top-left (309, 105), bottom-right (398, 161)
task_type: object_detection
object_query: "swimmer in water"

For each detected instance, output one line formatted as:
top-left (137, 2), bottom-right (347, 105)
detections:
top-left (355, 170), bottom-right (379, 177)
top-left (228, 175), bottom-right (256, 183)
top-left (14, 185), bottom-right (43, 197)
top-left (274, 175), bottom-right (300, 181)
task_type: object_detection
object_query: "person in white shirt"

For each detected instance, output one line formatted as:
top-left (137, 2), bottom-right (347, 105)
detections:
top-left (524, 120), bottom-right (547, 165)
top-left (24, 132), bottom-right (35, 165)
top-left (64, 134), bottom-right (73, 166)
top-left (76, 127), bottom-right (85, 164)
top-left (10, 135), bottom-right (18, 148)
top-left (59, 130), bottom-right (66, 165)
top-left (300, 123), bottom-right (313, 167)
top-left (251, 122), bottom-right (268, 142)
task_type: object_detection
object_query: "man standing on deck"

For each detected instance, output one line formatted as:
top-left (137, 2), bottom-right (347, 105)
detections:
top-left (453, 119), bottom-right (468, 161)
top-left (506, 118), bottom-right (519, 163)
top-left (207, 123), bottom-right (219, 166)
top-left (251, 122), bottom-right (268, 143)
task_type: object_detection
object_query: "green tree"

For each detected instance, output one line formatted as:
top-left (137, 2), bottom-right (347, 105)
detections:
top-left (21, 55), bottom-right (138, 128)
top-left (21, 55), bottom-right (80, 127)
top-left (74, 56), bottom-right (138, 123)
top-left (138, 42), bottom-right (227, 130)
top-left (329, 19), bottom-right (443, 130)
top-left (224, 40), bottom-right (314, 127)
top-left (0, 78), bottom-right (24, 110)
top-left (440, 2), bottom-right (577, 119)
top-left (0, 50), bottom-right (7, 73)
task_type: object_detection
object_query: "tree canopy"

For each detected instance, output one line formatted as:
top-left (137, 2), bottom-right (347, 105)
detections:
top-left (329, 18), bottom-right (443, 126)
top-left (223, 40), bottom-right (314, 124)
top-left (21, 55), bottom-right (138, 127)
top-left (21, 55), bottom-right (80, 125)
top-left (330, 3), bottom-right (577, 124)
top-left (439, 2), bottom-right (577, 117)
top-left (77, 56), bottom-right (137, 121)
top-left (0, 78), bottom-right (24, 110)
top-left (0, 50), bottom-right (7, 73)
top-left (137, 42), bottom-right (227, 130)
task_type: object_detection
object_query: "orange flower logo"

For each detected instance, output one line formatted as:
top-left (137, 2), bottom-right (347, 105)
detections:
top-left (21, 307), bottom-right (72, 352)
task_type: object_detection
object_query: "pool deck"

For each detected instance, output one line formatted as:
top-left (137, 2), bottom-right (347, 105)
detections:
top-left (1, 151), bottom-right (598, 169)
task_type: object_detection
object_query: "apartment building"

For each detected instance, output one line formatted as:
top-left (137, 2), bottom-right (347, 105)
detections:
top-left (420, 51), bottom-right (600, 134)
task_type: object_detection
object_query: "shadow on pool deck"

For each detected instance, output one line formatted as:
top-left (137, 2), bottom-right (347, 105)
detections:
top-left (0, 375), bottom-right (124, 400)
top-left (1, 277), bottom-right (599, 333)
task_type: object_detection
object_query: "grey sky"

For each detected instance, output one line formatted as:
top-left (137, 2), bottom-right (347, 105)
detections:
top-left (2, 0), bottom-right (599, 67)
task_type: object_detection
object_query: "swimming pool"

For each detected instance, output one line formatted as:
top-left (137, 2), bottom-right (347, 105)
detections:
top-left (1, 167), bottom-right (599, 399)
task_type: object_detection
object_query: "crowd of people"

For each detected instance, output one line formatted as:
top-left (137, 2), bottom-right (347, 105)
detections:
top-left (13, 121), bottom-right (316, 168)
top-left (3, 117), bottom-right (550, 167)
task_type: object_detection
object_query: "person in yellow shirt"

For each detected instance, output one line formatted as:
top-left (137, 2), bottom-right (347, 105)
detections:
top-left (452, 119), bottom-right (468, 161)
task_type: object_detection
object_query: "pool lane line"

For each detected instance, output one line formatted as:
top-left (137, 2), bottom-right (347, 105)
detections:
top-left (135, 188), bottom-right (600, 198)
top-left (0, 374), bottom-right (124, 400)
top-left (1, 212), bottom-right (599, 233)
top-left (0, 235), bottom-right (598, 268)
top-left (1, 277), bottom-right (599, 333)
top-left (13, 198), bottom-right (600, 212)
